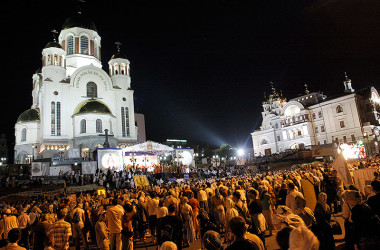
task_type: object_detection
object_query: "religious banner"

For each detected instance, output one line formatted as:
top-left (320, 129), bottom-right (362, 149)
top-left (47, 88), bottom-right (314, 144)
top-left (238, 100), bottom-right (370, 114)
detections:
top-left (331, 153), bottom-right (354, 187)
top-left (31, 162), bottom-right (50, 176)
top-left (133, 175), bottom-right (150, 188)
top-left (82, 161), bottom-right (97, 175)
top-left (50, 166), bottom-right (61, 176)
top-left (59, 165), bottom-right (72, 174)
top-left (97, 148), bottom-right (123, 171)
top-left (300, 179), bottom-right (317, 211)
top-left (352, 168), bottom-right (377, 194)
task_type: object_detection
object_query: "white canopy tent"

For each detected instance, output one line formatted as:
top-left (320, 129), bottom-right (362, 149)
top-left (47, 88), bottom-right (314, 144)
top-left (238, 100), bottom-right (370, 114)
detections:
top-left (122, 141), bottom-right (174, 153)
top-left (122, 141), bottom-right (174, 170)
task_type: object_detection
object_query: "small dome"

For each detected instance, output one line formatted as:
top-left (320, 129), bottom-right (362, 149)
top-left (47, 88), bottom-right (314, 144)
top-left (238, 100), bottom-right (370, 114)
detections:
top-left (74, 100), bottom-right (112, 115)
top-left (45, 41), bottom-right (62, 49)
top-left (34, 68), bottom-right (41, 74)
top-left (17, 109), bottom-right (40, 123)
top-left (111, 52), bottom-right (127, 60)
top-left (62, 13), bottom-right (97, 31)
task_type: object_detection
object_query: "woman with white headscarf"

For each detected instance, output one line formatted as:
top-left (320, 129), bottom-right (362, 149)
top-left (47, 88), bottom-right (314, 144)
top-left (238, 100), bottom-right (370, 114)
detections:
top-left (272, 205), bottom-right (305, 230)
top-left (288, 226), bottom-right (319, 250)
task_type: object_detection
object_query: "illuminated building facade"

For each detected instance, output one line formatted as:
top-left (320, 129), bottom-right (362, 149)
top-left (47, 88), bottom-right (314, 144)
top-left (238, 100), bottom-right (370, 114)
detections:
top-left (14, 10), bottom-right (144, 163)
top-left (251, 77), bottom-right (380, 156)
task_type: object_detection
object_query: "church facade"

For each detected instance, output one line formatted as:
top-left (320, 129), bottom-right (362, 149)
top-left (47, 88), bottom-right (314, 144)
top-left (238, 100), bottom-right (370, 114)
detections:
top-left (14, 11), bottom-right (143, 163)
top-left (251, 78), bottom-right (380, 157)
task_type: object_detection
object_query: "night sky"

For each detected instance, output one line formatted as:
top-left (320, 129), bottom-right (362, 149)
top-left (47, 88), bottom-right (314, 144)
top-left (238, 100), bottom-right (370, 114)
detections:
top-left (1, 0), bottom-right (380, 157)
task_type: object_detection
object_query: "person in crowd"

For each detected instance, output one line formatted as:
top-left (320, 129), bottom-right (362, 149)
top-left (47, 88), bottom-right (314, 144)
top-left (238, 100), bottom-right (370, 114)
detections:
top-left (260, 185), bottom-right (274, 236)
top-left (211, 189), bottom-right (225, 232)
top-left (188, 192), bottom-right (200, 239)
top-left (272, 205), bottom-right (305, 229)
top-left (179, 197), bottom-right (195, 247)
top-left (288, 226), bottom-right (319, 250)
top-left (17, 207), bottom-right (30, 248)
top-left (0, 228), bottom-right (26, 250)
top-left (147, 191), bottom-right (159, 241)
top-left (32, 214), bottom-right (50, 250)
top-left (351, 191), bottom-right (380, 249)
top-left (43, 234), bottom-right (54, 250)
top-left (293, 195), bottom-right (316, 228)
top-left (275, 227), bottom-right (292, 250)
top-left (285, 182), bottom-right (304, 212)
top-left (70, 201), bottom-right (87, 250)
top-left (225, 216), bottom-right (260, 250)
top-left (106, 198), bottom-right (125, 250)
top-left (313, 192), bottom-right (335, 250)
top-left (202, 230), bottom-right (223, 250)
top-left (48, 209), bottom-right (72, 250)
top-left (367, 179), bottom-right (380, 217)
top-left (160, 204), bottom-right (183, 249)
top-left (0, 209), bottom-right (19, 243)
top-left (95, 210), bottom-right (110, 250)
top-left (121, 202), bottom-right (136, 250)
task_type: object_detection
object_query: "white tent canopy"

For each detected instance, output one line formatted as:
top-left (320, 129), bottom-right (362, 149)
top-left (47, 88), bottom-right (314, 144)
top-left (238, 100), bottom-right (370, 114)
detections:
top-left (122, 141), bottom-right (174, 154)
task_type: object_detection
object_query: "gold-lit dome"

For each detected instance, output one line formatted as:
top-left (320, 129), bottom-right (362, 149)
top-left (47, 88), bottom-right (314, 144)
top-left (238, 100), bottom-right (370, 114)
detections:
top-left (17, 109), bottom-right (40, 123)
top-left (73, 100), bottom-right (112, 115)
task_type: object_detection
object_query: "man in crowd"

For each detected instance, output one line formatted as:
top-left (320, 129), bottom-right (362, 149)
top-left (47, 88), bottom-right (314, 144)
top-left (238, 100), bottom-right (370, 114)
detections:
top-left (48, 209), bottom-right (72, 250)
top-left (106, 198), bottom-right (125, 250)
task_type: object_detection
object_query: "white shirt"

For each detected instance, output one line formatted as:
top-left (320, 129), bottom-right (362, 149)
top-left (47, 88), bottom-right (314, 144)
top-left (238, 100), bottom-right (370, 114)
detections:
top-left (156, 206), bottom-right (168, 219)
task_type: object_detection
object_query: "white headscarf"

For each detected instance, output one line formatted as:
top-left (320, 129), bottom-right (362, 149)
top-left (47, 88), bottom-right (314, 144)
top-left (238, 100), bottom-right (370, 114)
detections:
top-left (288, 226), bottom-right (319, 250)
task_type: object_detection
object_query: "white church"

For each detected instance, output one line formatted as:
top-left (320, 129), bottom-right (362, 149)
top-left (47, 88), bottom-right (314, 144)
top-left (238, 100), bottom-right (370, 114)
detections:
top-left (251, 77), bottom-right (380, 157)
top-left (14, 10), bottom-right (145, 163)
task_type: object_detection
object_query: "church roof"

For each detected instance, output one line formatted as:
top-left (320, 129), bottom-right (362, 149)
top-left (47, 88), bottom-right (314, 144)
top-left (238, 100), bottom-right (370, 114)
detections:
top-left (73, 100), bottom-right (112, 115)
top-left (17, 108), bottom-right (40, 123)
top-left (45, 41), bottom-right (62, 49)
top-left (62, 13), bottom-right (97, 32)
top-left (111, 52), bottom-right (127, 60)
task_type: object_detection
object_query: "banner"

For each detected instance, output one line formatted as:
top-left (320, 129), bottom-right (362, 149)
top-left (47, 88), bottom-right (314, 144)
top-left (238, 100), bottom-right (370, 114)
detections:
top-left (50, 166), bottom-right (61, 176)
top-left (353, 168), bottom-right (377, 194)
top-left (133, 175), bottom-right (150, 188)
top-left (31, 162), bottom-right (50, 176)
top-left (82, 161), bottom-right (97, 175)
top-left (60, 165), bottom-right (72, 174)
top-left (331, 153), bottom-right (353, 187)
top-left (97, 149), bottom-right (123, 171)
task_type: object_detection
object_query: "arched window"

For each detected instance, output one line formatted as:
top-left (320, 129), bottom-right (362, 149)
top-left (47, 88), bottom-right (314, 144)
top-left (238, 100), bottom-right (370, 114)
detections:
top-left (94, 41), bottom-right (98, 59)
top-left (125, 107), bottom-right (130, 136)
top-left (57, 102), bottom-right (61, 136)
top-left (47, 54), bottom-right (52, 65)
top-left (96, 119), bottom-right (102, 133)
top-left (80, 119), bottom-right (86, 134)
top-left (336, 105), bottom-right (343, 113)
top-left (53, 54), bottom-right (59, 66)
top-left (51, 102), bottom-right (56, 135)
top-left (21, 128), bottom-right (27, 142)
top-left (87, 82), bottom-right (97, 98)
top-left (67, 36), bottom-right (74, 55)
top-left (121, 107), bottom-right (126, 137)
top-left (80, 36), bottom-right (89, 55)
top-left (121, 64), bottom-right (126, 75)
top-left (114, 63), bottom-right (119, 74)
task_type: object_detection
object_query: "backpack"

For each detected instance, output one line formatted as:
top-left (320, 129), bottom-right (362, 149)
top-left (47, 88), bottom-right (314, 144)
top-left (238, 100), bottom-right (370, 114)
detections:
top-left (72, 211), bottom-right (80, 224)
top-left (161, 223), bottom-right (174, 242)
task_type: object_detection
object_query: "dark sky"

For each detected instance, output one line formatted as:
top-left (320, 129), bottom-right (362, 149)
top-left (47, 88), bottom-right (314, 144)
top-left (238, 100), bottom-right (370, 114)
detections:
top-left (2, 0), bottom-right (380, 154)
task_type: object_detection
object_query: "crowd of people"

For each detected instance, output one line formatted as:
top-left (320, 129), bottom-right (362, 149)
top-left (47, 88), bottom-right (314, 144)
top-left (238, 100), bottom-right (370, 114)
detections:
top-left (0, 157), bottom-right (379, 250)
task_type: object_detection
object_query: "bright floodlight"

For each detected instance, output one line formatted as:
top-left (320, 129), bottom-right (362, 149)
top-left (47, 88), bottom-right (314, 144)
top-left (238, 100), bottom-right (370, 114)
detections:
top-left (237, 148), bottom-right (244, 156)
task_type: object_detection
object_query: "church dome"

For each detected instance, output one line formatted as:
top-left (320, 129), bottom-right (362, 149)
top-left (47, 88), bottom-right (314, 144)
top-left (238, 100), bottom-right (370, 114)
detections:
top-left (17, 109), bottom-right (40, 123)
top-left (74, 100), bottom-right (112, 115)
top-left (62, 13), bottom-right (97, 32)
top-left (45, 41), bottom-right (62, 49)
top-left (111, 52), bottom-right (127, 60)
